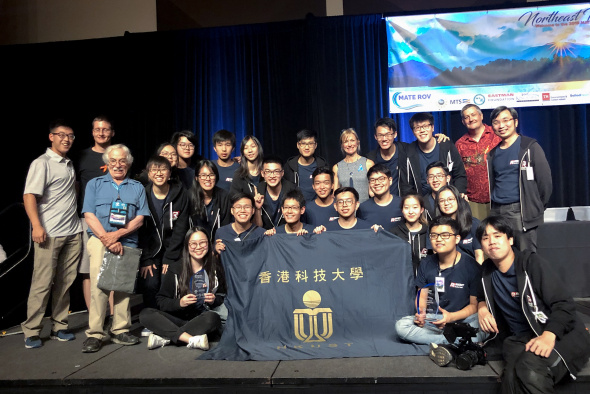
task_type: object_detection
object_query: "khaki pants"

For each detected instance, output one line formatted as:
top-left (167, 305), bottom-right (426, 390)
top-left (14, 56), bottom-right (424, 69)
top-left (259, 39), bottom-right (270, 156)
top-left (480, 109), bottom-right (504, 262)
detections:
top-left (21, 233), bottom-right (82, 337)
top-left (468, 200), bottom-right (491, 222)
top-left (85, 236), bottom-right (131, 339)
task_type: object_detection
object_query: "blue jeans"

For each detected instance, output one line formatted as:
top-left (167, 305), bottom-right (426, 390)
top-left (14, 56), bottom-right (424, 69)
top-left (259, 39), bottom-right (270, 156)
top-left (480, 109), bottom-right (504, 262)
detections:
top-left (395, 313), bottom-right (486, 345)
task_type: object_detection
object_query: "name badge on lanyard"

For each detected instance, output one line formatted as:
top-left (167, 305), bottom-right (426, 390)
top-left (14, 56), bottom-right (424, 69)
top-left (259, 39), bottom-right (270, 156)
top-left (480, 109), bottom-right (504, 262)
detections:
top-left (109, 199), bottom-right (128, 227)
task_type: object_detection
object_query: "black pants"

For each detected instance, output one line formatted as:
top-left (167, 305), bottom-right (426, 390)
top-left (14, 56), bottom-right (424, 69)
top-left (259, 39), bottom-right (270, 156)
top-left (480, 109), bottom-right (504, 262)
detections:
top-left (501, 335), bottom-right (569, 394)
top-left (137, 264), bottom-right (162, 309)
top-left (139, 308), bottom-right (221, 345)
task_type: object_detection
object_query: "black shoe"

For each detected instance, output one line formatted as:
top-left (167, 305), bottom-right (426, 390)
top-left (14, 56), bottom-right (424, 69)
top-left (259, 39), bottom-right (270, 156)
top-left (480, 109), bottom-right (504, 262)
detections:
top-left (110, 332), bottom-right (139, 346)
top-left (429, 343), bottom-right (456, 367)
top-left (82, 337), bottom-right (102, 353)
top-left (104, 315), bottom-right (113, 332)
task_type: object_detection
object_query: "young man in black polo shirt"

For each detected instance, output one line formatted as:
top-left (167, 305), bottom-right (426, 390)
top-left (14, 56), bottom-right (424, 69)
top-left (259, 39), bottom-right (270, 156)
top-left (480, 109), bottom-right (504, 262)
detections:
top-left (212, 129), bottom-right (240, 192)
top-left (476, 215), bottom-right (590, 393)
top-left (357, 164), bottom-right (402, 229)
top-left (303, 167), bottom-right (339, 227)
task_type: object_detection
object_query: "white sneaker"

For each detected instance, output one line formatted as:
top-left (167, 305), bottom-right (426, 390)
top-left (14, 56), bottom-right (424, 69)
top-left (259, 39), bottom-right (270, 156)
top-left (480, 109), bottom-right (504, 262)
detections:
top-left (147, 333), bottom-right (170, 350)
top-left (141, 328), bottom-right (153, 337)
top-left (186, 334), bottom-right (209, 350)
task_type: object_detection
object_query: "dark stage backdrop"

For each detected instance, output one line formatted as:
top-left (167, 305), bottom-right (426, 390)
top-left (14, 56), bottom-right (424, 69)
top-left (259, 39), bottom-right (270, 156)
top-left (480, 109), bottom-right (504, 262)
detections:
top-left (1, 14), bottom-right (589, 212)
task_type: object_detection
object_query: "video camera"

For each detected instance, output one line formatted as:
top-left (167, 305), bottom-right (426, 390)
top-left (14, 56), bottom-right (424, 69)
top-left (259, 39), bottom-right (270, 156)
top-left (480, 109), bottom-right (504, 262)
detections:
top-left (443, 322), bottom-right (487, 370)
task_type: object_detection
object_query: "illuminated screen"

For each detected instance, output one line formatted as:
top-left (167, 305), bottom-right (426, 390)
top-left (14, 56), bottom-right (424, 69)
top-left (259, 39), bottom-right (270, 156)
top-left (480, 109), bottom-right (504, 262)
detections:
top-left (386, 3), bottom-right (590, 113)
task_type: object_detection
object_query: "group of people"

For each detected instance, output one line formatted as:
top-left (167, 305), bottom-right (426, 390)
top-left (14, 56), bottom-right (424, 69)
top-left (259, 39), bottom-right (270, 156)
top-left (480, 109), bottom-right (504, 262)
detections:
top-left (21, 104), bottom-right (589, 392)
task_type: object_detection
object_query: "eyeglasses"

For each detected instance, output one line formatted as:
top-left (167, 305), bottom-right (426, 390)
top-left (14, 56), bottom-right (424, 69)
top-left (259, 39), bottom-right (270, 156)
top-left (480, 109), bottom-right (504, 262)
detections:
top-left (429, 232), bottom-right (456, 240)
top-left (438, 196), bottom-right (457, 205)
top-left (298, 141), bottom-right (317, 148)
top-left (232, 205), bottom-right (253, 211)
top-left (313, 180), bottom-right (332, 187)
top-left (369, 176), bottom-right (388, 185)
top-left (93, 128), bottom-right (112, 134)
top-left (160, 151), bottom-right (177, 158)
top-left (336, 198), bottom-right (354, 206)
top-left (178, 142), bottom-right (195, 149)
top-left (375, 132), bottom-right (394, 140)
top-left (188, 240), bottom-right (208, 249)
top-left (149, 167), bottom-right (169, 174)
top-left (52, 133), bottom-right (75, 140)
top-left (198, 174), bottom-right (216, 180)
top-left (108, 159), bottom-right (128, 166)
top-left (282, 205), bottom-right (301, 212)
top-left (413, 124), bottom-right (432, 131)
top-left (492, 118), bottom-right (514, 127)
top-left (263, 169), bottom-right (283, 176)
top-left (427, 174), bottom-right (447, 181)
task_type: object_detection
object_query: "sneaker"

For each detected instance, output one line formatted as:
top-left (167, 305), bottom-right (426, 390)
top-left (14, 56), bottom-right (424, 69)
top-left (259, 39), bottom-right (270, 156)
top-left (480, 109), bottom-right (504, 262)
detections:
top-left (82, 337), bottom-right (102, 353)
top-left (429, 343), bottom-right (456, 367)
top-left (147, 333), bottom-right (170, 350)
top-left (110, 332), bottom-right (140, 346)
top-left (24, 336), bottom-right (43, 349)
top-left (186, 334), bottom-right (209, 350)
top-left (141, 328), bottom-right (153, 337)
top-left (50, 330), bottom-right (76, 341)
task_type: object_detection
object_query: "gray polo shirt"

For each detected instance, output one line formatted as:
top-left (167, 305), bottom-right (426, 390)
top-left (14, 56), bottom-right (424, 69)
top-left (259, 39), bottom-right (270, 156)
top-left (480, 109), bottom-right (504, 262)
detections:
top-left (24, 148), bottom-right (82, 237)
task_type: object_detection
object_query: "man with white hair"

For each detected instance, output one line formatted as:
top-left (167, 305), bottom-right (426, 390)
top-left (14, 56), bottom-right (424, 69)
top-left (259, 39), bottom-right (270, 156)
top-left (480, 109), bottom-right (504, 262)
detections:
top-left (81, 144), bottom-right (150, 353)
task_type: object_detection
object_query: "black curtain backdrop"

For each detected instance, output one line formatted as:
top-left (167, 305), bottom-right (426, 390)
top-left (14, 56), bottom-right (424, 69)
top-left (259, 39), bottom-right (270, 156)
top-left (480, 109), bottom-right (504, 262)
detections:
top-left (1, 14), bottom-right (589, 211)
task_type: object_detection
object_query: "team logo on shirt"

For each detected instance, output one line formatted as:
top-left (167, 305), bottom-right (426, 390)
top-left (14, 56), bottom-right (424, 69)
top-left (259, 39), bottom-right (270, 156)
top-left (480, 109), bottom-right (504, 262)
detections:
top-left (509, 160), bottom-right (519, 165)
top-left (521, 161), bottom-right (528, 168)
top-left (526, 295), bottom-right (534, 309)
top-left (225, 177), bottom-right (233, 182)
top-left (511, 291), bottom-right (520, 298)
top-left (462, 238), bottom-right (472, 244)
top-left (390, 217), bottom-right (402, 222)
top-left (449, 282), bottom-right (464, 289)
top-left (172, 211), bottom-right (180, 220)
top-left (329, 217), bottom-right (339, 221)
top-left (420, 248), bottom-right (428, 258)
top-left (293, 291), bottom-right (333, 342)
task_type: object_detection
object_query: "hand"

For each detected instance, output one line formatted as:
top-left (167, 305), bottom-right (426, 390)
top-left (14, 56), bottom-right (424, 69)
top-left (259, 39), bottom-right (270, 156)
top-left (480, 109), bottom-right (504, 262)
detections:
top-left (478, 306), bottom-right (498, 333)
top-left (371, 224), bottom-right (383, 233)
top-left (233, 156), bottom-right (242, 164)
top-left (254, 189), bottom-right (264, 210)
top-left (204, 292), bottom-right (216, 304)
top-left (140, 264), bottom-right (157, 279)
top-left (525, 331), bottom-right (556, 358)
top-left (461, 193), bottom-right (469, 202)
top-left (162, 264), bottom-right (169, 275)
top-left (296, 228), bottom-right (309, 236)
top-left (313, 225), bottom-right (326, 234)
top-left (100, 232), bottom-right (120, 248)
top-left (108, 242), bottom-right (123, 255)
top-left (215, 239), bottom-right (226, 254)
top-left (32, 225), bottom-right (47, 245)
top-left (264, 228), bottom-right (276, 236)
top-left (414, 312), bottom-right (426, 327)
top-left (432, 307), bottom-right (452, 328)
top-left (434, 133), bottom-right (450, 143)
top-left (180, 294), bottom-right (197, 307)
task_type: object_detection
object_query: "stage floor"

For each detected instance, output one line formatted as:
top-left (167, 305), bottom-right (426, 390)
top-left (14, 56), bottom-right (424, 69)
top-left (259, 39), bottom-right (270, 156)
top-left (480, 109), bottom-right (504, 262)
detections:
top-left (1, 301), bottom-right (589, 393)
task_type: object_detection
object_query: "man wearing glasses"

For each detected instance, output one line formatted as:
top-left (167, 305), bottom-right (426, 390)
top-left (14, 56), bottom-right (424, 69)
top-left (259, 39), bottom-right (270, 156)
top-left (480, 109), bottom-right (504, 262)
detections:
top-left (284, 129), bottom-right (328, 201)
top-left (455, 104), bottom-right (501, 220)
top-left (74, 115), bottom-right (115, 322)
top-left (487, 106), bottom-right (552, 252)
top-left (22, 120), bottom-right (83, 349)
top-left (257, 156), bottom-right (299, 230)
top-left (357, 164), bottom-right (402, 228)
top-left (399, 112), bottom-right (466, 197)
top-left (395, 217), bottom-right (483, 359)
top-left (314, 187), bottom-right (372, 232)
top-left (81, 144), bottom-right (150, 353)
top-left (424, 161), bottom-right (452, 220)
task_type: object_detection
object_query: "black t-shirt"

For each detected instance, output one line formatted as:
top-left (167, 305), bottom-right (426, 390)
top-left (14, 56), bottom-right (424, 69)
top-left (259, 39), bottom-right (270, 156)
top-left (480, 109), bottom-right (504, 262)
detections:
top-left (75, 147), bottom-right (108, 213)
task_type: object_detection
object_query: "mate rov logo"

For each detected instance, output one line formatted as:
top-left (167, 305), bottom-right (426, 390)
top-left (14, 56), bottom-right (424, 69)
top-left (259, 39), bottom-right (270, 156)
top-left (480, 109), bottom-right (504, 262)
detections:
top-left (293, 290), bottom-right (333, 342)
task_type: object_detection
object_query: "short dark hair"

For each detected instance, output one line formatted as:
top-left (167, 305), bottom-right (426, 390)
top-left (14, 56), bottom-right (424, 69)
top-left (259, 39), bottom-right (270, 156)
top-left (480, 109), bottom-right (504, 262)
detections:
top-left (476, 215), bottom-right (515, 243)
top-left (262, 155), bottom-right (283, 167)
top-left (409, 112), bottom-right (434, 129)
top-left (429, 215), bottom-right (460, 235)
top-left (490, 106), bottom-right (519, 123)
top-left (334, 186), bottom-right (359, 202)
top-left (282, 189), bottom-right (306, 208)
top-left (146, 155), bottom-right (172, 172)
top-left (367, 163), bottom-right (392, 179)
top-left (374, 117), bottom-right (397, 132)
top-left (49, 119), bottom-right (72, 133)
top-left (296, 129), bottom-right (318, 143)
top-left (212, 129), bottom-right (236, 148)
top-left (400, 194), bottom-right (428, 225)
top-left (426, 161), bottom-right (449, 176)
top-left (312, 166), bottom-right (334, 183)
top-left (171, 130), bottom-right (198, 150)
top-left (230, 192), bottom-right (255, 207)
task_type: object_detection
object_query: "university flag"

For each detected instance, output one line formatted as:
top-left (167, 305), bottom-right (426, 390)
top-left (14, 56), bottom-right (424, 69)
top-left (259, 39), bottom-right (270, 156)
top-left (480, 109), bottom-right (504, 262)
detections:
top-left (200, 229), bottom-right (428, 360)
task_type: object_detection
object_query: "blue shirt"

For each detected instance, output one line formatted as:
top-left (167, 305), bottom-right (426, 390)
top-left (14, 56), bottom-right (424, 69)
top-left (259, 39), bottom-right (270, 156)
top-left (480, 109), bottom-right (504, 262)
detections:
top-left (492, 136), bottom-right (521, 204)
top-left (214, 161), bottom-right (240, 192)
top-left (215, 223), bottom-right (266, 242)
top-left (177, 167), bottom-right (195, 190)
top-left (491, 262), bottom-right (532, 336)
top-left (357, 196), bottom-right (403, 229)
top-left (324, 218), bottom-right (373, 231)
top-left (303, 199), bottom-right (339, 226)
top-left (418, 143), bottom-right (440, 195)
top-left (457, 217), bottom-right (482, 260)
top-left (275, 223), bottom-right (315, 234)
top-left (374, 149), bottom-right (399, 196)
top-left (415, 253), bottom-right (481, 314)
top-left (82, 173), bottom-right (150, 247)
top-left (298, 162), bottom-right (317, 201)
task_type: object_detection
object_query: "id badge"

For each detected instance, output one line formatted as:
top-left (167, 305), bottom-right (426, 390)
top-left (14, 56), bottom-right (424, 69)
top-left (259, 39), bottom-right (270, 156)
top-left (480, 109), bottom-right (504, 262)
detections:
top-left (435, 276), bottom-right (445, 293)
top-left (109, 200), bottom-right (128, 227)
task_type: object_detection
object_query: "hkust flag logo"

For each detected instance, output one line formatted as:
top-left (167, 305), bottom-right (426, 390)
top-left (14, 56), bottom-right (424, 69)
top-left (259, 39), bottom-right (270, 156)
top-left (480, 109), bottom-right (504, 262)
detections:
top-left (293, 290), bottom-right (333, 343)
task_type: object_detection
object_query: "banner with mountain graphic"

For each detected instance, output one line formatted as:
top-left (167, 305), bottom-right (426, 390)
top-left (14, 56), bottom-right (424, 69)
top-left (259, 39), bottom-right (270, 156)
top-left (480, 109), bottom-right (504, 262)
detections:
top-left (386, 3), bottom-right (590, 113)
